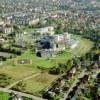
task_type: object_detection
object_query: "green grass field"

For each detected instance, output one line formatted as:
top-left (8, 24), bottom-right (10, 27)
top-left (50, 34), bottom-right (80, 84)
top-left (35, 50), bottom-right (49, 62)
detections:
top-left (0, 92), bottom-right (9, 100)
top-left (2, 35), bottom-right (93, 69)
top-left (0, 35), bottom-right (94, 96)
top-left (0, 49), bottom-right (72, 89)
top-left (2, 48), bottom-right (72, 69)
top-left (71, 35), bottom-right (94, 56)
top-left (13, 72), bottom-right (58, 96)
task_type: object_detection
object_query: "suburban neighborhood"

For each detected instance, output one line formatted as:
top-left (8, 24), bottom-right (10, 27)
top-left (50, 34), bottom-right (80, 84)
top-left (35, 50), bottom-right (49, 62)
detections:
top-left (0, 0), bottom-right (100, 100)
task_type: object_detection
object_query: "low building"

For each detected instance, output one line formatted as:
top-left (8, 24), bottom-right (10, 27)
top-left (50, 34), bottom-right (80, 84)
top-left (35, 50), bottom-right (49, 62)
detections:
top-left (0, 24), bottom-right (13, 33)
top-left (36, 35), bottom-right (65, 57)
top-left (55, 32), bottom-right (78, 49)
top-left (0, 21), bottom-right (4, 25)
top-left (11, 13), bottom-right (33, 26)
top-left (0, 38), bottom-right (5, 42)
top-left (29, 18), bottom-right (40, 25)
top-left (54, 34), bottom-right (66, 50)
top-left (36, 26), bottom-right (54, 36)
top-left (35, 32), bottom-right (79, 57)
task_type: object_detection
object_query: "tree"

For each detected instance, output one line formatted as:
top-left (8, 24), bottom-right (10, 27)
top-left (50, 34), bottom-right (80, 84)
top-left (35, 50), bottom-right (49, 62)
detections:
top-left (0, 43), bottom-right (2, 49)
top-left (55, 24), bottom-right (64, 34)
top-left (66, 59), bottom-right (73, 70)
top-left (49, 67), bottom-right (60, 75)
top-left (13, 25), bottom-right (19, 31)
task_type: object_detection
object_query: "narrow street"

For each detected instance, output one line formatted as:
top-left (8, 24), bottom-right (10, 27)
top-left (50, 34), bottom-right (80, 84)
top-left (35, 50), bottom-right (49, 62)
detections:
top-left (0, 87), bottom-right (46, 100)
top-left (63, 68), bottom-right (100, 100)
top-left (62, 69), bottom-right (87, 100)
top-left (71, 69), bottom-right (100, 100)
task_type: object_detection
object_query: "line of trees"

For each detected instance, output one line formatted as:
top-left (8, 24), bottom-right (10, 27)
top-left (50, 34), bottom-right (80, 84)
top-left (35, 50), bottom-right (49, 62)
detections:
top-left (0, 48), bottom-right (22, 55)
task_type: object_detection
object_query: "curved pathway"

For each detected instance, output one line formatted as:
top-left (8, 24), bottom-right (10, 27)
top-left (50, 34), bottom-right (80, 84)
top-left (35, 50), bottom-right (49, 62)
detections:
top-left (6, 72), bottom-right (41, 89)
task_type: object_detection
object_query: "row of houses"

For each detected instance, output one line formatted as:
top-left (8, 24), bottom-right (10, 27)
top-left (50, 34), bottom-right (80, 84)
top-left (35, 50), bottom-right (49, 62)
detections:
top-left (1, 12), bottom-right (40, 27)
top-left (11, 13), bottom-right (40, 26)
top-left (0, 24), bottom-right (13, 34)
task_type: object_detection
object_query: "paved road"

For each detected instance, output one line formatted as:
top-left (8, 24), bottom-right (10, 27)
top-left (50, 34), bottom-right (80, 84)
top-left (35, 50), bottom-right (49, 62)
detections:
top-left (0, 87), bottom-right (46, 100)
top-left (61, 69), bottom-right (86, 100)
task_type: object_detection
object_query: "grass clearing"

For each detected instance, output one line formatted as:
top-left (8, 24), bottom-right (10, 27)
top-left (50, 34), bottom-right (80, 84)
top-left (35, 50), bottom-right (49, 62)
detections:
top-left (2, 48), bottom-right (72, 69)
top-left (0, 65), bottom-right (39, 82)
top-left (13, 72), bottom-right (58, 96)
top-left (1, 35), bottom-right (93, 69)
top-left (71, 35), bottom-right (94, 56)
top-left (0, 92), bottom-right (10, 100)
top-left (0, 35), bottom-right (94, 95)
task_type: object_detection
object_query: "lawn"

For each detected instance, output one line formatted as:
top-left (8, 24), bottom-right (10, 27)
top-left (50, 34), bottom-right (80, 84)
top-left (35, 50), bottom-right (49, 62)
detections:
top-left (13, 72), bottom-right (58, 96)
top-left (0, 65), bottom-right (39, 82)
top-left (0, 92), bottom-right (10, 100)
top-left (22, 27), bottom-right (35, 33)
top-left (0, 35), bottom-right (94, 96)
top-left (71, 35), bottom-right (94, 56)
top-left (2, 35), bottom-right (93, 69)
top-left (2, 48), bottom-right (72, 69)
top-left (0, 35), bottom-right (93, 81)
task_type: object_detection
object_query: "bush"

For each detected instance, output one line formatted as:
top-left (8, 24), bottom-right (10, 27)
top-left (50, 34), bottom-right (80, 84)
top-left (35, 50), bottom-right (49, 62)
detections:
top-left (49, 67), bottom-right (60, 75)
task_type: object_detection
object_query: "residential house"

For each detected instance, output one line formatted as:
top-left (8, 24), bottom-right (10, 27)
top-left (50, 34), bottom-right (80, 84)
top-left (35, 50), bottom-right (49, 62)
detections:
top-left (0, 20), bottom-right (4, 26)
top-left (0, 24), bottom-right (13, 33)
top-left (11, 13), bottom-right (33, 26)
top-left (3, 25), bottom-right (13, 33)
top-left (29, 18), bottom-right (40, 25)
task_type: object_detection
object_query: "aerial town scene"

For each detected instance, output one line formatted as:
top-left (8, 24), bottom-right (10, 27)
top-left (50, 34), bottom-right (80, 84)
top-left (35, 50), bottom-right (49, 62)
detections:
top-left (0, 0), bottom-right (100, 100)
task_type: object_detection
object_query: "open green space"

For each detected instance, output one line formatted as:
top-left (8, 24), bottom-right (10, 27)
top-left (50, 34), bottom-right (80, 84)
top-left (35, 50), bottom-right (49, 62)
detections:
top-left (0, 92), bottom-right (10, 100)
top-left (0, 35), bottom-right (94, 96)
top-left (21, 26), bottom-right (35, 33)
top-left (71, 35), bottom-right (94, 56)
top-left (13, 72), bottom-right (58, 96)
top-left (2, 35), bottom-right (93, 69)
top-left (2, 48), bottom-right (72, 69)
